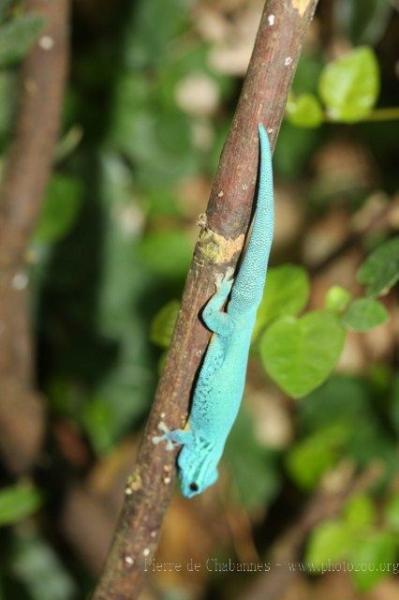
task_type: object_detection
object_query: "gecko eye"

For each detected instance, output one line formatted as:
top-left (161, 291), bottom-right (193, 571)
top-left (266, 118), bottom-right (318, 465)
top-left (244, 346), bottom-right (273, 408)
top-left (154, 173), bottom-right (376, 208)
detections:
top-left (189, 482), bottom-right (199, 492)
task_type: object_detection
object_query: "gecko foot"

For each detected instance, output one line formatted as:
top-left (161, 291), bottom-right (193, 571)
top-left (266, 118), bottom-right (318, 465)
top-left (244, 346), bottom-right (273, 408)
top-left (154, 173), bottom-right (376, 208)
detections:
top-left (152, 421), bottom-right (182, 451)
top-left (215, 267), bottom-right (234, 293)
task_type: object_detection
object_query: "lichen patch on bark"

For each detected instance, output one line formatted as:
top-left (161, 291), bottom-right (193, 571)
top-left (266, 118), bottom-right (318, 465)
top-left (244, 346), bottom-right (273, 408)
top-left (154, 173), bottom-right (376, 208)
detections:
top-left (292, 0), bottom-right (311, 16)
top-left (196, 228), bottom-right (245, 266)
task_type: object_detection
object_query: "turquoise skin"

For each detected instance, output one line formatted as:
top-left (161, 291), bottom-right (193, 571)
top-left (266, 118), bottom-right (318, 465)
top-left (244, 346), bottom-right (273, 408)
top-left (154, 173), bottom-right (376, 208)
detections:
top-left (157, 124), bottom-right (274, 498)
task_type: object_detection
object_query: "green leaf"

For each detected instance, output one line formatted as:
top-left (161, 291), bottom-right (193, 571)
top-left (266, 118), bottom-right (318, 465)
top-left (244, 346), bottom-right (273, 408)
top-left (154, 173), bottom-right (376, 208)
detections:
top-left (357, 236), bottom-right (399, 296)
top-left (96, 152), bottom-right (146, 335)
top-left (350, 532), bottom-right (397, 591)
top-left (300, 375), bottom-right (369, 432)
top-left (0, 0), bottom-right (13, 24)
top-left (342, 298), bottom-right (388, 331)
top-left (274, 121), bottom-right (321, 180)
top-left (293, 54), bottom-right (324, 95)
top-left (0, 14), bottom-right (44, 68)
top-left (319, 47), bottom-right (380, 122)
top-left (384, 494), bottom-right (399, 532)
top-left (286, 423), bottom-right (350, 489)
top-left (325, 286), bottom-right (352, 313)
top-left (306, 519), bottom-right (353, 568)
top-left (81, 397), bottom-right (116, 455)
top-left (286, 93), bottom-right (324, 128)
top-left (138, 230), bottom-right (192, 279)
top-left (11, 532), bottom-right (77, 600)
top-left (123, 0), bottom-right (188, 69)
top-left (150, 300), bottom-right (179, 348)
top-left (336, 0), bottom-right (392, 45)
top-left (225, 410), bottom-right (279, 510)
top-left (111, 73), bottom-right (198, 186)
top-left (344, 495), bottom-right (376, 531)
top-left (348, 418), bottom-right (396, 469)
top-left (33, 176), bottom-right (83, 244)
top-left (254, 264), bottom-right (310, 339)
top-left (260, 310), bottom-right (346, 398)
top-left (84, 152), bottom-right (155, 449)
top-left (0, 484), bottom-right (42, 526)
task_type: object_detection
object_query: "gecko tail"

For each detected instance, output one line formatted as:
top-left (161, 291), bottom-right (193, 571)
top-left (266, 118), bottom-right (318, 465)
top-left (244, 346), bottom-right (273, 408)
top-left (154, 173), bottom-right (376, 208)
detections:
top-left (229, 122), bottom-right (274, 310)
top-left (258, 122), bottom-right (270, 152)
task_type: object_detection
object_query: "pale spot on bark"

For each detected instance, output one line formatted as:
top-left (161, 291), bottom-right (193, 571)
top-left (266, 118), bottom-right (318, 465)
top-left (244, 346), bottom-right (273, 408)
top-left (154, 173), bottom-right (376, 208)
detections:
top-left (125, 472), bottom-right (142, 492)
top-left (292, 0), bottom-right (311, 16)
top-left (39, 36), bottom-right (54, 50)
top-left (12, 272), bottom-right (28, 290)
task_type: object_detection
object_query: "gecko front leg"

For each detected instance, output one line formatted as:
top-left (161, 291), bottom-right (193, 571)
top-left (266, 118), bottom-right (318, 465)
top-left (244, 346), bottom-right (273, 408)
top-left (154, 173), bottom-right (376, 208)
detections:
top-left (152, 421), bottom-right (192, 450)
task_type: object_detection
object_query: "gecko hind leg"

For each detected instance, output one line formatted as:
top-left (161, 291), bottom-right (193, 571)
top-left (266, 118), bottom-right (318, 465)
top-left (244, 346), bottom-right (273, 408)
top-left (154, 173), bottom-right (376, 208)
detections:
top-left (202, 267), bottom-right (235, 335)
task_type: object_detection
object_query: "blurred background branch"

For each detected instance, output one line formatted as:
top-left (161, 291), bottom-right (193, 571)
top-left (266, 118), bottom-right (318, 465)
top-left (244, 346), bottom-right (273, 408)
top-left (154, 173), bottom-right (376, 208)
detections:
top-left (0, 0), bottom-right (69, 472)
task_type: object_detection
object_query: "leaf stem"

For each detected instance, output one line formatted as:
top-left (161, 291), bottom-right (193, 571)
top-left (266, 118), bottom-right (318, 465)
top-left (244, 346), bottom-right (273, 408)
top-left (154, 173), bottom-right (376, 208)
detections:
top-left (362, 107), bottom-right (399, 122)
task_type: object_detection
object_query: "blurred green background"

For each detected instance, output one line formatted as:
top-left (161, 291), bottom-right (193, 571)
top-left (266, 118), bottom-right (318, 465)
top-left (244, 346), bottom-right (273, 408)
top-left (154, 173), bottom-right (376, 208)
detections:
top-left (0, 0), bottom-right (399, 598)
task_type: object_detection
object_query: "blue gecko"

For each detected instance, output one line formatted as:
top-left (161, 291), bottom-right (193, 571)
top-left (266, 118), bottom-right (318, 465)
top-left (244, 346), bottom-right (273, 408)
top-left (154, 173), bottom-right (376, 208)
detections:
top-left (153, 124), bottom-right (274, 498)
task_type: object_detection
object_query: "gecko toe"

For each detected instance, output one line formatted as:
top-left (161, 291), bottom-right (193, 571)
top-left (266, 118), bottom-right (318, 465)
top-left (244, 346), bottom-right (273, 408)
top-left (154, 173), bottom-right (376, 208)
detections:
top-left (214, 272), bottom-right (223, 289)
top-left (225, 266), bottom-right (234, 280)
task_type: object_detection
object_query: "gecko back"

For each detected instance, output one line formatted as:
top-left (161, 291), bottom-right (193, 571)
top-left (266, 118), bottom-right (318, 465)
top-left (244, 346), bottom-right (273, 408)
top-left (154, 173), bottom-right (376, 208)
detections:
top-left (228, 124), bottom-right (274, 317)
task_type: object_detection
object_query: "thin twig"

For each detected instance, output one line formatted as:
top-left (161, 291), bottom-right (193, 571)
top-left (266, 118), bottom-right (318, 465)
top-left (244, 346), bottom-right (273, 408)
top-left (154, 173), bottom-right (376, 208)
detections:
top-left (0, 0), bottom-right (69, 472)
top-left (92, 1), bottom-right (319, 597)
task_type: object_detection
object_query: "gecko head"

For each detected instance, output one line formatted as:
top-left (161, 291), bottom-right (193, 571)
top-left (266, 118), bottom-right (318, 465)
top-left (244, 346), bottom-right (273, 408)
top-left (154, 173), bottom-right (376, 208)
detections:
top-left (177, 437), bottom-right (220, 498)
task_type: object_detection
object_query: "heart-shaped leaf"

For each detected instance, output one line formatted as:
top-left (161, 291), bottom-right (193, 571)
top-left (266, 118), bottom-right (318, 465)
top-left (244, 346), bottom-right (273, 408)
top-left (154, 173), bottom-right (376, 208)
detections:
top-left (306, 520), bottom-right (353, 568)
top-left (319, 47), bottom-right (379, 122)
top-left (286, 93), bottom-right (324, 128)
top-left (342, 297), bottom-right (388, 331)
top-left (260, 310), bottom-right (346, 398)
top-left (351, 531), bottom-right (396, 591)
top-left (254, 264), bottom-right (310, 339)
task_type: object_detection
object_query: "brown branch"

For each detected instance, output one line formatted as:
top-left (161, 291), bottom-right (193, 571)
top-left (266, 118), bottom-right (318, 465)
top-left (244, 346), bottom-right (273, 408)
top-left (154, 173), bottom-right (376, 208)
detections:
top-left (0, 0), bottom-right (69, 471)
top-left (92, 1), bottom-right (319, 598)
